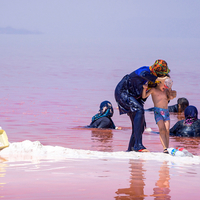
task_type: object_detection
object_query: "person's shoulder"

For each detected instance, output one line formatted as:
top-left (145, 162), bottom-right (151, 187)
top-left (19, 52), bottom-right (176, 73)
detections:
top-left (140, 66), bottom-right (150, 70)
top-left (134, 66), bottom-right (150, 75)
top-left (173, 120), bottom-right (184, 126)
top-left (193, 119), bottom-right (200, 125)
top-left (150, 87), bottom-right (157, 94)
top-left (176, 119), bottom-right (184, 124)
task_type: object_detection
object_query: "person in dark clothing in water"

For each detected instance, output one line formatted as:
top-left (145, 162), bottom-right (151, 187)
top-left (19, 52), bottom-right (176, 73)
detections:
top-left (170, 105), bottom-right (200, 137)
top-left (146, 97), bottom-right (189, 113)
top-left (115, 59), bottom-right (170, 152)
top-left (87, 101), bottom-right (116, 129)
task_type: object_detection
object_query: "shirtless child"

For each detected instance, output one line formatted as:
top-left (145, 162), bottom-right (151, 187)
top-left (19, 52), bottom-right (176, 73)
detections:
top-left (142, 77), bottom-right (177, 153)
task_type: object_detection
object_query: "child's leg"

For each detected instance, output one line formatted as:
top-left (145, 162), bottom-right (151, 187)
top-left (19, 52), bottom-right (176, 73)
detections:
top-left (157, 120), bottom-right (168, 150)
top-left (164, 120), bottom-right (170, 148)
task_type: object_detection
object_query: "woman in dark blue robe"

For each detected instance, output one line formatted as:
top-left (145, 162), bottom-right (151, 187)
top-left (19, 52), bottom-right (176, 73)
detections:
top-left (115, 59), bottom-right (170, 152)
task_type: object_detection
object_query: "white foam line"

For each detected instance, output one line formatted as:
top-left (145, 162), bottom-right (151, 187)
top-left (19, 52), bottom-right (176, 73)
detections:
top-left (0, 140), bottom-right (200, 165)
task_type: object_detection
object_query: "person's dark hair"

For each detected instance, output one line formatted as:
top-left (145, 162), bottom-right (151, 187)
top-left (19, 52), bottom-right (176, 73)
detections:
top-left (177, 98), bottom-right (189, 111)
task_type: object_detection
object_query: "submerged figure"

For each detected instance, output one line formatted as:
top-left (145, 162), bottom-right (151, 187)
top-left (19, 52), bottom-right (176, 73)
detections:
top-left (115, 59), bottom-right (170, 152)
top-left (170, 105), bottom-right (200, 137)
top-left (169, 97), bottom-right (189, 113)
top-left (87, 101), bottom-right (116, 129)
top-left (146, 97), bottom-right (189, 113)
top-left (142, 77), bottom-right (176, 153)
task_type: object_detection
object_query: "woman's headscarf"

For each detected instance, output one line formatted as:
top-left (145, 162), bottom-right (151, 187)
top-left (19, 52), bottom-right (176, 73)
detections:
top-left (91, 101), bottom-right (114, 123)
top-left (149, 59), bottom-right (170, 76)
top-left (184, 105), bottom-right (198, 125)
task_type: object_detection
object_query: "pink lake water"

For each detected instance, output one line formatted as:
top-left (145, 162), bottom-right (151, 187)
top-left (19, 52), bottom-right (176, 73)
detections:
top-left (0, 35), bottom-right (200, 199)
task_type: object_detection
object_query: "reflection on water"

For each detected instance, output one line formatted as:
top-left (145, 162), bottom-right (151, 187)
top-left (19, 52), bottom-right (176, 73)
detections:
top-left (0, 156), bottom-right (7, 195)
top-left (115, 160), bottom-right (171, 199)
top-left (151, 161), bottom-right (170, 200)
top-left (170, 112), bottom-right (185, 121)
top-left (115, 160), bottom-right (147, 199)
top-left (91, 129), bottom-right (113, 152)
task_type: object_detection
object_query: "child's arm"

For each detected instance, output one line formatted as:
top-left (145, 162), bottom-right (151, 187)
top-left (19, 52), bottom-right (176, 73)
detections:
top-left (166, 89), bottom-right (177, 100)
top-left (142, 84), bottom-right (154, 99)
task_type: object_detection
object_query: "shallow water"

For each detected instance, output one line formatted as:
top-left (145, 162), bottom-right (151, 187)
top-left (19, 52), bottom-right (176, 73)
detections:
top-left (1, 155), bottom-right (200, 199)
top-left (0, 35), bottom-right (200, 199)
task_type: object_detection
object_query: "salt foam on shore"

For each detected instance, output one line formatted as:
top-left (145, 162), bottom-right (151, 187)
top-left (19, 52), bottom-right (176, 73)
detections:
top-left (0, 140), bottom-right (200, 165)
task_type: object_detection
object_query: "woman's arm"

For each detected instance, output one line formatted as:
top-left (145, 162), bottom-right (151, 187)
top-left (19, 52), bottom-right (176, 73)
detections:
top-left (140, 69), bottom-right (168, 84)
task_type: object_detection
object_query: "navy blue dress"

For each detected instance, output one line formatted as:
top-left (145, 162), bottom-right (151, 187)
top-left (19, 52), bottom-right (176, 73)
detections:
top-left (170, 120), bottom-right (200, 137)
top-left (170, 105), bottom-right (200, 137)
top-left (115, 66), bottom-right (157, 151)
top-left (89, 117), bottom-right (115, 129)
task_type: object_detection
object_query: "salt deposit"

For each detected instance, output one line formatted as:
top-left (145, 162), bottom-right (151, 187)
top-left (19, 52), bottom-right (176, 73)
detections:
top-left (0, 140), bottom-right (199, 165)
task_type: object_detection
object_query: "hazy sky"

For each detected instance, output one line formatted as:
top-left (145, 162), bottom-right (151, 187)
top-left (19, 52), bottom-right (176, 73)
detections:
top-left (0, 0), bottom-right (200, 39)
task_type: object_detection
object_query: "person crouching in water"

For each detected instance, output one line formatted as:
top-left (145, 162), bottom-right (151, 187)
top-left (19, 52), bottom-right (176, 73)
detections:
top-left (142, 77), bottom-right (177, 153)
top-left (169, 97), bottom-right (189, 113)
top-left (87, 101), bottom-right (116, 129)
top-left (170, 105), bottom-right (200, 137)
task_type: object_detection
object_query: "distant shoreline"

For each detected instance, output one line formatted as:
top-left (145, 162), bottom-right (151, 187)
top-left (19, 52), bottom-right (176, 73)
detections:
top-left (0, 26), bottom-right (43, 35)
